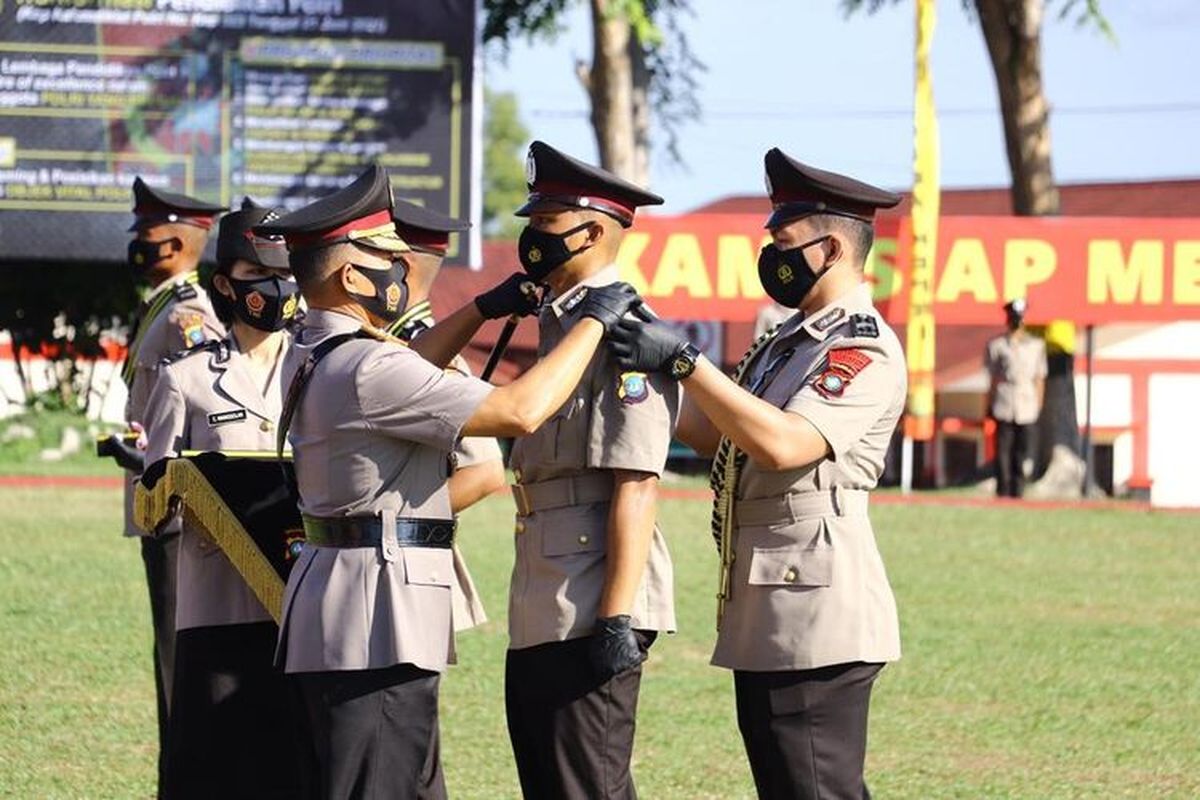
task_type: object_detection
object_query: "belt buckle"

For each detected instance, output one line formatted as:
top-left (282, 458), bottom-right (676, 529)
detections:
top-left (512, 483), bottom-right (532, 517)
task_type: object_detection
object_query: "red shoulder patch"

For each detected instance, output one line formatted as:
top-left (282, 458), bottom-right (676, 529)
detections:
top-left (812, 348), bottom-right (873, 398)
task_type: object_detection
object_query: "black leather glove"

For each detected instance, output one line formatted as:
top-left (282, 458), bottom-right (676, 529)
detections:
top-left (571, 282), bottom-right (642, 333)
top-left (607, 305), bottom-right (692, 376)
top-left (588, 614), bottom-right (645, 680)
top-left (474, 273), bottom-right (541, 320)
top-left (96, 433), bottom-right (145, 473)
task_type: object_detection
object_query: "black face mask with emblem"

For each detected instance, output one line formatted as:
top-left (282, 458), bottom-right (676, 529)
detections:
top-left (127, 237), bottom-right (181, 280)
top-left (757, 235), bottom-right (832, 309)
top-left (219, 274), bottom-right (300, 333)
top-left (348, 261), bottom-right (409, 326)
top-left (518, 223), bottom-right (594, 282)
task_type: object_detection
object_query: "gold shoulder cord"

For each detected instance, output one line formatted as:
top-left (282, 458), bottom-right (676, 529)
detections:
top-left (710, 323), bottom-right (782, 629)
top-left (120, 272), bottom-right (201, 386)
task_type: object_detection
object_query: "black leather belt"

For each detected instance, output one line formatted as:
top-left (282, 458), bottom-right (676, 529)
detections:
top-left (301, 514), bottom-right (456, 549)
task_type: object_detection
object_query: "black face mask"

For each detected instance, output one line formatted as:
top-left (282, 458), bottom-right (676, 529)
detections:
top-left (349, 261), bottom-right (409, 325)
top-left (127, 237), bottom-right (181, 279)
top-left (219, 274), bottom-right (300, 332)
top-left (518, 223), bottom-right (594, 281)
top-left (757, 235), bottom-right (833, 309)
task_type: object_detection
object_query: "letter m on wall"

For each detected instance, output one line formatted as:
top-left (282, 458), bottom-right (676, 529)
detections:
top-left (1087, 240), bottom-right (1164, 304)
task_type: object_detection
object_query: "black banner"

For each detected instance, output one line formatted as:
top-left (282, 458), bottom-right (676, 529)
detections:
top-left (0, 1), bottom-right (477, 264)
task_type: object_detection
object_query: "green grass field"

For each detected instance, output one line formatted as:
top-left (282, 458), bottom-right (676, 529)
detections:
top-left (1, 484), bottom-right (1197, 798)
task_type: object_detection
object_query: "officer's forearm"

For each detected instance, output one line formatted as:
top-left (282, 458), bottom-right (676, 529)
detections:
top-left (448, 459), bottom-right (506, 514)
top-left (598, 470), bottom-right (658, 617)
top-left (683, 357), bottom-right (830, 471)
top-left (410, 303), bottom-right (485, 368)
top-left (462, 318), bottom-right (604, 437)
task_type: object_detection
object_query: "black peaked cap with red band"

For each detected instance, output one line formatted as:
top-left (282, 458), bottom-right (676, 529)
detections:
top-left (392, 199), bottom-right (469, 255)
top-left (516, 140), bottom-right (663, 228)
top-left (128, 176), bottom-right (226, 232)
top-left (763, 148), bottom-right (901, 229)
top-left (216, 198), bottom-right (291, 270)
top-left (253, 165), bottom-right (409, 254)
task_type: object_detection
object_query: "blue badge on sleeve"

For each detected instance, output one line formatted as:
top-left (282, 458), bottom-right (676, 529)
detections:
top-left (617, 371), bottom-right (649, 405)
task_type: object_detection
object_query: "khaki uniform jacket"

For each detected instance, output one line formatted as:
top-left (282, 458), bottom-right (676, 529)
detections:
top-left (123, 273), bottom-right (225, 536)
top-left (984, 333), bottom-right (1047, 425)
top-left (142, 335), bottom-right (293, 631)
top-left (711, 283), bottom-right (904, 672)
top-left (508, 265), bottom-right (680, 650)
top-left (277, 309), bottom-right (493, 674)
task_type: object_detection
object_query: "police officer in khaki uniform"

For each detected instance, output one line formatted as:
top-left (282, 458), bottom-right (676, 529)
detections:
top-left (122, 177), bottom-right (226, 783)
top-left (385, 199), bottom-right (504, 631)
top-left (984, 298), bottom-right (1047, 498)
top-left (140, 199), bottom-right (308, 799)
top-left (609, 149), bottom-right (905, 799)
top-left (504, 141), bottom-right (679, 799)
top-left (256, 165), bottom-right (642, 799)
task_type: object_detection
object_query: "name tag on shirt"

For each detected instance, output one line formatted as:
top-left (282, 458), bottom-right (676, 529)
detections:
top-left (207, 409), bottom-right (247, 426)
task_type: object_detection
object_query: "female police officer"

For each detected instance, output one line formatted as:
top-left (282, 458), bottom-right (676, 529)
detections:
top-left (142, 199), bottom-right (308, 799)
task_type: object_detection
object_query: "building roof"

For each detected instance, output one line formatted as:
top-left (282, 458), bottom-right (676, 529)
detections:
top-left (693, 177), bottom-right (1200, 218)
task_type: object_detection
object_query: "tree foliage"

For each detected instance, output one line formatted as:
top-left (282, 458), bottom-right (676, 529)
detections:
top-left (483, 89), bottom-right (532, 238)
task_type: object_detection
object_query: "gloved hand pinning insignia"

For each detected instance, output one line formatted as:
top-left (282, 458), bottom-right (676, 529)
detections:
top-left (475, 273), bottom-right (542, 320)
top-left (570, 282), bottom-right (642, 334)
top-left (607, 305), bottom-right (693, 378)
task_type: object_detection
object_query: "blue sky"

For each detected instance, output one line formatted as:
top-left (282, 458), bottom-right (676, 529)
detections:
top-left (484, 0), bottom-right (1200, 213)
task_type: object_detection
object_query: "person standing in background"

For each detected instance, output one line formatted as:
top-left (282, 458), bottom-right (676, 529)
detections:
top-left (984, 298), bottom-right (1047, 498)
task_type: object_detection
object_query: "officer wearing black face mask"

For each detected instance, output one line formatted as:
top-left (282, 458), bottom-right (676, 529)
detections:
top-left (606, 149), bottom-right (905, 800)
top-left (119, 176), bottom-right (227, 793)
top-left (505, 140), bottom-right (680, 800)
top-left (139, 197), bottom-right (310, 799)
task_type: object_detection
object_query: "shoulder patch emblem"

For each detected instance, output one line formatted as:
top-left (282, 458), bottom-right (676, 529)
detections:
top-left (811, 348), bottom-right (873, 399)
top-left (850, 313), bottom-right (879, 338)
top-left (617, 371), bottom-right (650, 405)
top-left (178, 312), bottom-right (206, 348)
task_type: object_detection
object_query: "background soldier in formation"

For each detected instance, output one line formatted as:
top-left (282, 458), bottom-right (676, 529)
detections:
top-left (257, 165), bottom-right (642, 799)
top-left (608, 149), bottom-right (905, 799)
top-left (122, 178), bottom-right (226, 786)
top-left (140, 200), bottom-right (309, 799)
top-left (504, 141), bottom-right (679, 799)
top-left (985, 297), bottom-right (1047, 498)
top-left (386, 199), bottom-right (503, 632)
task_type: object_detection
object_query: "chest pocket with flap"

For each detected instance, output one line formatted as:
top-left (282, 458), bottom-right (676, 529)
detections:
top-left (402, 547), bottom-right (454, 588)
top-left (747, 544), bottom-right (833, 588)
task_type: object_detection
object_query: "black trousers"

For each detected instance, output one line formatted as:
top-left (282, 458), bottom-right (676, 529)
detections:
top-left (296, 663), bottom-right (446, 800)
top-left (505, 632), bottom-right (656, 800)
top-left (734, 662), bottom-right (883, 800)
top-left (163, 622), bottom-right (313, 800)
top-left (995, 420), bottom-right (1033, 498)
top-left (140, 532), bottom-right (179, 793)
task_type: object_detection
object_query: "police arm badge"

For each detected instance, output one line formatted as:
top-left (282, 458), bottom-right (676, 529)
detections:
top-left (811, 348), bottom-right (872, 399)
top-left (617, 371), bottom-right (650, 405)
top-left (177, 312), bottom-right (207, 348)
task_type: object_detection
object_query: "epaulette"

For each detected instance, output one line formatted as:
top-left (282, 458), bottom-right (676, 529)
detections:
top-left (172, 282), bottom-right (198, 302)
top-left (356, 325), bottom-right (408, 347)
top-left (849, 313), bottom-right (879, 339)
top-left (159, 339), bottom-right (225, 367)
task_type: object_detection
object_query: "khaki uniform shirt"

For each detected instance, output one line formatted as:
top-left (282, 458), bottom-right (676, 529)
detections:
top-left (277, 309), bottom-right (493, 674)
top-left (507, 265), bottom-right (680, 650)
top-left (984, 333), bottom-right (1047, 425)
top-left (711, 283), bottom-right (904, 672)
top-left (142, 336), bottom-right (293, 631)
top-left (122, 273), bottom-right (225, 536)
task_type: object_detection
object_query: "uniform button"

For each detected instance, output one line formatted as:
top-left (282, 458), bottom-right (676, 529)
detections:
top-left (578, 534), bottom-right (590, 545)
top-left (513, 468), bottom-right (523, 482)
top-left (783, 568), bottom-right (798, 583)
top-left (514, 520), bottom-right (526, 535)
top-left (259, 420), bottom-right (272, 432)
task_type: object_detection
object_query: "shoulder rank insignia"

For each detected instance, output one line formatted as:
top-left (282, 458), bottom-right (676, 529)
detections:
top-left (177, 312), bottom-right (207, 348)
top-left (617, 371), bottom-right (650, 405)
top-left (561, 286), bottom-right (587, 314)
top-left (849, 313), bottom-right (879, 338)
top-left (160, 339), bottom-right (223, 367)
top-left (172, 283), bottom-right (198, 302)
top-left (812, 307), bottom-right (846, 332)
top-left (812, 348), bottom-right (873, 399)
